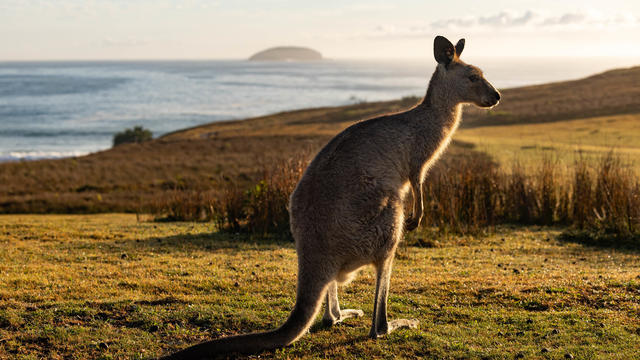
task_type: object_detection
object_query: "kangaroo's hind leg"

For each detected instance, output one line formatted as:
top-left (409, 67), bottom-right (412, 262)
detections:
top-left (322, 280), bottom-right (364, 326)
top-left (369, 256), bottom-right (419, 338)
top-left (368, 200), bottom-right (419, 339)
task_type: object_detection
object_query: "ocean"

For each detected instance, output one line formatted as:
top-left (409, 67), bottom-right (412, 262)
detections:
top-left (1, 57), bottom-right (638, 162)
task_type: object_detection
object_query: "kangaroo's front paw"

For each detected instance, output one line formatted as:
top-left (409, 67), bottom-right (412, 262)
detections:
top-left (405, 216), bottom-right (421, 231)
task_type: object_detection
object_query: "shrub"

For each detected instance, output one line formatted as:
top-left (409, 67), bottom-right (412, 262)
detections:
top-left (113, 126), bottom-right (153, 147)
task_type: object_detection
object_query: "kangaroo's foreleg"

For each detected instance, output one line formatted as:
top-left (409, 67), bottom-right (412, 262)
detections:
top-left (369, 257), bottom-right (419, 338)
top-left (405, 175), bottom-right (424, 231)
top-left (322, 280), bottom-right (364, 326)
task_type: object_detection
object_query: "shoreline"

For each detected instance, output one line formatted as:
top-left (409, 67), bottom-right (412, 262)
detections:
top-left (0, 150), bottom-right (93, 163)
top-left (3, 61), bottom-right (640, 163)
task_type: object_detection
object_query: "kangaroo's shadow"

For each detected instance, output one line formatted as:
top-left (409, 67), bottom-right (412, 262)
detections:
top-left (558, 230), bottom-right (640, 254)
top-left (255, 330), bottom-right (370, 359)
top-left (125, 231), bottom-right (294, 254)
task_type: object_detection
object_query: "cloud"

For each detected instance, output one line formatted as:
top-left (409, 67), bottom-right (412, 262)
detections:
top-left (541, 13), bottom-right (587, 26)
top-left (365, 9), bottom-right (640, 38)
top-left (428, 10), bottom-right (536, 30)
top-left (477, 10), bottom-right (535, 27)
top-left (423, 10), bottom-right (542, 32)
top-left (540, 11), bottom-right (640, 28)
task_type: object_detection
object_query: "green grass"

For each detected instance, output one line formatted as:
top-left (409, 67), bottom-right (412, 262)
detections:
top-left (1, 214), bottom-right (639, 359)
top-left (456, 113), bottom-right (640, 170)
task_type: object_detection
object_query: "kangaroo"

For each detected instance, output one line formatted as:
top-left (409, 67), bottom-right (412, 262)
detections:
top-left (163, 35), bottom-right (500, 359)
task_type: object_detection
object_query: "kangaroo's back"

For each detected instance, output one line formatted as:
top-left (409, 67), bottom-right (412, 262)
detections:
top-left (291, 111), bottom-right (413, 215)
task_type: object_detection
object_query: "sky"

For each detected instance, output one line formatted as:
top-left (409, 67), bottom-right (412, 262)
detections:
top-left (1, 0), bottom-right (640, 60)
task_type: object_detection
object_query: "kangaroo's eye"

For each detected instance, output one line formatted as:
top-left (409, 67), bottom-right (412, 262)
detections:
top-left (468, 75), bottom-right (480, 82)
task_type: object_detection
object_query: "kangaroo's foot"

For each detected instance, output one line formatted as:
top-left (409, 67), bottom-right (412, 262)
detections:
top-left (369, 318), bottom-right (419, 339)
top-left (322, 309), bottom-right (364, 326)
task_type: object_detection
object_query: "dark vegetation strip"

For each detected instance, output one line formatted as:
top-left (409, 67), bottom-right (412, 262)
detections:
top-left (149, 150), bottom-right (640, 247)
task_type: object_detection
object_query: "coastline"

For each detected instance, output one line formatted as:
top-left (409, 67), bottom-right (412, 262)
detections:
top-left (3, 59), bottom-right (640, 162)
top-left (0, 150), bottom-right (92, 163)
top-left (1, 64), bottom-right (640, 213)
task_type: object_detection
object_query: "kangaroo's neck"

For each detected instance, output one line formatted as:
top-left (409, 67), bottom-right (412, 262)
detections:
top-left (418, 67), bottom-right (463, 132)
top-left (405, 67), bottom-right (464, 180)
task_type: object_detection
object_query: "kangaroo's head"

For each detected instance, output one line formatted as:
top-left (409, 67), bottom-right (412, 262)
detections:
top-left (433, 35), bottom-right (500, 108)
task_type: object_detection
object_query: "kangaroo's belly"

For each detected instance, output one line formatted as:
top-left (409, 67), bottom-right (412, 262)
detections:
top-left (290, 172), bottom-right (408, 250)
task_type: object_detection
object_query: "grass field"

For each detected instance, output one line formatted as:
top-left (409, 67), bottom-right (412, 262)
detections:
top-left (456, 113), bottom-right (640, 170)
top-left (1, 214), bottom-right (639, 359)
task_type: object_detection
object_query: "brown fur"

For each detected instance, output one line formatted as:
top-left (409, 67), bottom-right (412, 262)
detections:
top-left (161, 35), bottom-right (500, 359)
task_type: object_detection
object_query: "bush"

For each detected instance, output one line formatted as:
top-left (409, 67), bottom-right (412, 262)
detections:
top-left (113, 126), bottom-right (153, 147)
top-left (585, 154), bottom-right (640, 237)
top-left (212, 156), bottom-right (306, 239)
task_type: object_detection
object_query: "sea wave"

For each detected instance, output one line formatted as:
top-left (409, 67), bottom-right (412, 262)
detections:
top-left (0, 74), bottom-right (130, 98)
top-left (0, 150), bottom-right (90, 162)
top-left (0, 129), bottom-right (115, 137)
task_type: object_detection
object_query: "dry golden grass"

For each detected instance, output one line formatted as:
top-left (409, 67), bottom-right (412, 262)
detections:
top-left (162, 96), bottom-right (421, 141)
top-left (1, 214), bottom-right (639, 359)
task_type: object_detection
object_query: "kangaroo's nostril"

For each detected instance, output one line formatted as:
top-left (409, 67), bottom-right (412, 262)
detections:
top-left (494, 91), bottom-right (501, 101)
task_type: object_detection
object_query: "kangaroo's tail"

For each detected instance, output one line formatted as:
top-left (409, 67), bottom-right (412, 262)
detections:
top-left (161, 270), bottom-right (329, 360)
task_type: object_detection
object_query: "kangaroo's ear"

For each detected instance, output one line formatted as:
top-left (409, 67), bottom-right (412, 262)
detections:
top-left (434, 35), bottom-right (455, 66)
top-left (455, 38), bottom-right (465, 57)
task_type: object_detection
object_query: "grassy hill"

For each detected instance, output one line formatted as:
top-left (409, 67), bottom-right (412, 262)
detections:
top-left (457, 112), bottom-right (640, 169)
top-left (162, 65), bottom-right (640, 138)
top-left (1, 66), bottom-right (640, 213)
top-left (462, 65), bottom-right (640, 127)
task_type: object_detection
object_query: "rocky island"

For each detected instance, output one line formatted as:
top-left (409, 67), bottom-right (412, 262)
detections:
top-left (249, 46), bottom-right (322, 61)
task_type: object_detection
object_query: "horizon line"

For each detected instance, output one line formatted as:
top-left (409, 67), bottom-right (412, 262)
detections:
top-left (2, 55), bottom-right (640, 63)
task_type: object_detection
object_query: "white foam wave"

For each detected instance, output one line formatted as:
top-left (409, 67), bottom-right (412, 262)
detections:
top-left (0, 150), bottom-right (91, 162)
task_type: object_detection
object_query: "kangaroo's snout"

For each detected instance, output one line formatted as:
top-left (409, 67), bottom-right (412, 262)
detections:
top-left (481, 90), bottom-right (500, 108)
top-left (489, 90), bottom-right (500, 106)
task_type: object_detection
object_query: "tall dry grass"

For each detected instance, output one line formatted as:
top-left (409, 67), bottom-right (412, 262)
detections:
top-left (588, 155), bottom-right (640, 236)
top-left (242, 157), bottom-right (306, 236)
top-left (151, 190), bottom-right (218, 222)
top-left (149, 156), bottom-right (307, 239)
top-left (425, 153), bottom-right (639, 236)
top-left (151, 151), bottom-right (640, 245)
top-left (421, 153), bottom-right (501, 234)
